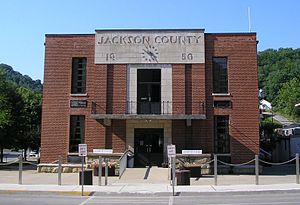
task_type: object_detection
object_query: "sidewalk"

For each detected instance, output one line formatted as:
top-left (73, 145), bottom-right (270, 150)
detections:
top-left (1, 183), bottom-right (300, 195)
top-left (0, 170), bottom-right (300, 194)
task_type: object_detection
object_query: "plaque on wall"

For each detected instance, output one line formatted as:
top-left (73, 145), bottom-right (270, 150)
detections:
top-left (70, 100), bottom-right (87, 108)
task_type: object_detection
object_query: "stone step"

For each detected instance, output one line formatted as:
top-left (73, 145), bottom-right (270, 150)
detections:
top-left (119, 167), bottom-right (169, 183)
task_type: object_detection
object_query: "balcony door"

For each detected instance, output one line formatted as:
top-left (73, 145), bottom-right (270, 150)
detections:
top-left (137, 69), bottom-right (161, 114)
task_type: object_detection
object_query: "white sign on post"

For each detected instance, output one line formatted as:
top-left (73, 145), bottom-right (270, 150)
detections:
top-left (93, 149), bottom-right (113, 154)
top-left (182, 150), bottom-right (203, 155)
top-left (78, 144), bottom-right (87, 156)
top-left (167, 144), bottom-right (176, 158)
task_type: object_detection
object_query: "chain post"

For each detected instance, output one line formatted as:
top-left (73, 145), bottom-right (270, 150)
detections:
top-left (58, 155), bottom-right (62, 185)
top-left (255, 155), bottom-right (259, 185)
top-left (105, 158), bottom-right (108, 186)
top-left (18, 155), bottom-right (23, 185)
top-left (296, 153), bottom-right (299, 184)
top-left (214, 154), bottom-right (217, 186)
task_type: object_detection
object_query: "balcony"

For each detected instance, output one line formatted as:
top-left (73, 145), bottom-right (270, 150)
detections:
top-left (91, 101), bottom-right (206, 120)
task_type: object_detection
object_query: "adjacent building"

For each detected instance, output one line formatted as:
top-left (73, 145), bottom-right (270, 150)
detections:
top-left (41, 29), bottom-right (259, 166)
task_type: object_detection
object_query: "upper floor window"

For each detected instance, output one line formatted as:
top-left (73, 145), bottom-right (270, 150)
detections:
top-left (213, 57), bottom-right (228, 93)
top-left (71, 58), bottom-right (86, 94)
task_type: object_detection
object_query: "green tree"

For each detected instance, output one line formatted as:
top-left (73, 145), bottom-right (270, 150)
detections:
top-left (275, 77), bottom-right (300, 117)
top-left (0, 75), bottom-right (23, 162)
top-left (258, 48), bottom-right (300, 119)
top-left (15, 87), bottom-right (42, 160)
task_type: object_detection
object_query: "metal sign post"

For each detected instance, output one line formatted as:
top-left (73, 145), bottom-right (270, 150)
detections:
top-left (78, 144), bottom-right (87, 196)
top-left (171, 157), bottom-right (176, 196)
top-left (98, 156), bottom-right (102, 186)
top-left (167, 144), bottom-right (176, 196)
top-left (81, 156), bottom-right (84, 195)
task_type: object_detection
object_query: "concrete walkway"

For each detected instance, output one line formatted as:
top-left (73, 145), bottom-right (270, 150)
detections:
top-left (0, 170), bottom-right (300, 194)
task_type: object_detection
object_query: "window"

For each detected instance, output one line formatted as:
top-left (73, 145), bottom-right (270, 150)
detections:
top-left (214, 116), bottom-right (230, 153)
top-left (71, 58), bottom-right (86, 94)
top-left (213, 57), bottom-right (228, 93)
top-left (213, 100), bottom-right (232, 108)
top-left (69, 115), bottom-right (85, 152)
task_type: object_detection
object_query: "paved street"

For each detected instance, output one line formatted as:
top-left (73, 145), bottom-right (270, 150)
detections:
top-left (1, 190), bottom-right (300, 205)
top-left (273, 113), bottom-right (293, 126)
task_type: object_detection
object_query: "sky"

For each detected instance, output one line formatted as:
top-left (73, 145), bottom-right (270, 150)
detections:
top-left (0, 0), bottom-right (299, 81)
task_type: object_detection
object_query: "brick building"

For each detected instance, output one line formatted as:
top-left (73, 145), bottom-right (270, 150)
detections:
top-left (41, 29), bottom-right (259, 165)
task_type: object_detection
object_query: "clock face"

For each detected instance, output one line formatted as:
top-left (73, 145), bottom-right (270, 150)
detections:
top-left (142, 45), bottom-right (159, 62)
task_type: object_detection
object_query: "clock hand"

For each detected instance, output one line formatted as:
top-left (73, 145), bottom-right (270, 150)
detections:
top-left (143, 49), bottom-right (155, 58)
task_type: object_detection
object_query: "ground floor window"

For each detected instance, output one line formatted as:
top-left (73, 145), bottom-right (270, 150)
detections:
top-left (69, 115), bottom-right (85, 152)
top-left (214, 116), bottom-right (230, 153)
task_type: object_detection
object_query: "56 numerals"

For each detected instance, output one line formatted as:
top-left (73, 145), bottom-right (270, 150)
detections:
top-left (182, 53), bottom-right (193, 60)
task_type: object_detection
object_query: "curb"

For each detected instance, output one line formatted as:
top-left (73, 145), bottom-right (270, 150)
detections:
top-left (0, 190), bottom-right (93, 196)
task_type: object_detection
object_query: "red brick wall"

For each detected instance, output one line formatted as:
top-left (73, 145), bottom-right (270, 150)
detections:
top-left (42, 34), bottom-right (128, 163)
top-left (205, 33), bottom-right (259, 163)
top-left (42, 35), bottom-right (97, 163)
top-left (172, 64), bottom-right (185, 114)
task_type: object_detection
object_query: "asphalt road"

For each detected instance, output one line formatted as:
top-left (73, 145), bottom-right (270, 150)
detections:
top-left (1, 190), bottom-right (300, 205)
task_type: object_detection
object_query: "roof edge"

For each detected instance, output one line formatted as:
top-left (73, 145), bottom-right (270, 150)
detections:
top-left (45, 34), bottom-right (94, 37)
top-left (95, 28), bottom-right (205, 32)
top-left (205, 32), bottom-right (257, 35)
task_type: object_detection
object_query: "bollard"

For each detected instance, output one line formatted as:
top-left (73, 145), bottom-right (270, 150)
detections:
top-left (105, 158), bottom-right (108, 186)
top-left (98, 156), bottom-right (102, 186)
top-left (18, 155), bottom-right (23, 185)
top-left (214, 154), bottom-right (217, 186)
top-left (58, 156), bottom-right (62, 185)
top-left (255, 155), bottom-right (259, 185)
top-left (296, 153), bottom-right (299, 184)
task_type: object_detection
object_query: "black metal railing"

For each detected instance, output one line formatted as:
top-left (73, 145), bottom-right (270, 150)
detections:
top-left (91, 101), bottom-right (205, 115)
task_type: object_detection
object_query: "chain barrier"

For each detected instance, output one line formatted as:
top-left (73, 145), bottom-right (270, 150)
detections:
top-left (217, 158), bottom-right (255, 167)
top-left (22, 161), bottom-right (38, 166)
top-left (0, 158), bottom-right (20, 166)
top-left (50, 159), bottom-right (59, 164)
top-left (259, 157), bottom-right (296, 166)
top-left (200, 159), bottom-right (214, 168)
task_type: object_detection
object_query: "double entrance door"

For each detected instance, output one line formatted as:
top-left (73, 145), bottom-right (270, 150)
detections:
top-left (134, 128), bottom-right (164, 167)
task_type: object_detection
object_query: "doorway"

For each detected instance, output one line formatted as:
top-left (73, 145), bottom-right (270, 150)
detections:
top-left (137, 69), bottom-right (161, 114)
top-left (134, 128), bottom-right (164, 167)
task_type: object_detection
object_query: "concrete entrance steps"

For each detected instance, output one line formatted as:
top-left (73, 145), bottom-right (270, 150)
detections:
top-left (118, 167), bottom-right (169, 184)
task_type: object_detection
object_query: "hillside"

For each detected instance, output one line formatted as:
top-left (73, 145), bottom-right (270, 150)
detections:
top-left (258, 48), bottom-right (300, 119)
top-left (0, 64), bottom-right (42, 93)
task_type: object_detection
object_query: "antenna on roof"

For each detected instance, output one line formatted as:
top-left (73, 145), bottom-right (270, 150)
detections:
top-left (248, 7), bottom-right (251, 32)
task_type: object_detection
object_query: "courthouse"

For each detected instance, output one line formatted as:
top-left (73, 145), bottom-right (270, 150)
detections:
top-left (41, 29), bottom-right (259, 166)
